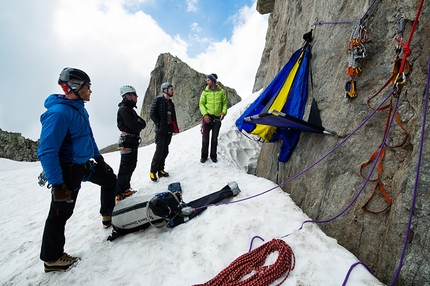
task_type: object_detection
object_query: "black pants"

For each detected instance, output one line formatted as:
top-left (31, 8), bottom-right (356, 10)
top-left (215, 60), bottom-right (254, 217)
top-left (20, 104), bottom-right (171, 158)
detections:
top-left (40, 161), bottom-right (116, 262)
top-left (150, 133), bottom-right (172, 173)
top-left (201, 119), bottom-right (221, 160)
top-left (116, 149), bottom-right (138, 195)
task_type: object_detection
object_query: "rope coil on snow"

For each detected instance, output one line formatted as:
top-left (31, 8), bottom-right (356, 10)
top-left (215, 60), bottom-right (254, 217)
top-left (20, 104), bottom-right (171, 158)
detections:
top-left (194, 239), bottom-right (295, 286)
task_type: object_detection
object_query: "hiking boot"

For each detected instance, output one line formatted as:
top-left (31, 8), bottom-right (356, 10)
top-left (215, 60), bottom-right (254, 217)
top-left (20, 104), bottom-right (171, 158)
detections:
top-left (200, 158), bottom-right (207, 163)
top-left (158, 170), bottom-right (169, 177)
top-left (44, 252), bottom-right (80, 272)
top-left (115, 188), bottom-right (137, 204)
top-left (102, 215), bottom-right (111, 228)
top-left (150, 172), bottom-right (157, 182)
top-left (211, 157), bottom-right (218, 163)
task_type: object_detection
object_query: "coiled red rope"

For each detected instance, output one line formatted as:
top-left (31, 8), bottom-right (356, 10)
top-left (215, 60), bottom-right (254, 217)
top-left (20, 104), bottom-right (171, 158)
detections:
top-left (194, 239), bottom-right (295, 286)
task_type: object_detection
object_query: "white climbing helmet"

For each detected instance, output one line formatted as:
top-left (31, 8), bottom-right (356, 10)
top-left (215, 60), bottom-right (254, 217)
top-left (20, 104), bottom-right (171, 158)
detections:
top-left (120, 85), bottom-right (136, 97)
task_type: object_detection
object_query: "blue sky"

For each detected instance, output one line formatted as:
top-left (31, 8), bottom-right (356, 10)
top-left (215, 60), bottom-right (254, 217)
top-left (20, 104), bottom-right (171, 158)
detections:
top-left (0, 0), bottom-right (267, 148)
top-left (127, 0), bottom-right (256, 56)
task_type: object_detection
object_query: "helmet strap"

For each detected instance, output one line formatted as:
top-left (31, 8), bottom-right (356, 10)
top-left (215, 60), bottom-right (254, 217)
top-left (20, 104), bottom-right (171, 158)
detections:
top-left (60, 82), bottom-right (83, 100)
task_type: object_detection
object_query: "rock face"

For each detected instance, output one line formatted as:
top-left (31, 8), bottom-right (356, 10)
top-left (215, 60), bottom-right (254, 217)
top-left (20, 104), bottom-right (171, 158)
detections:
top-left (254, 0), bottom-right (429, 285)
top-left (139, 53), bottom-right (241, 145)
top-left (0, 128), bottom-right (38, 162)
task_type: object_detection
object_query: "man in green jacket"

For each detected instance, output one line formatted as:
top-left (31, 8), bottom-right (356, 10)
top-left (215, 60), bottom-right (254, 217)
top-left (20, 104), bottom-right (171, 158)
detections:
top-left (199, 73), bottom-right (228, 163)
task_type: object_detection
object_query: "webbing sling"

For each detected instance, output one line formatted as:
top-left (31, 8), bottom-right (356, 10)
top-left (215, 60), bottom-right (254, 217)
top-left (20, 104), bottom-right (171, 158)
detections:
top-left (360, 97), bottom-right (409, 213)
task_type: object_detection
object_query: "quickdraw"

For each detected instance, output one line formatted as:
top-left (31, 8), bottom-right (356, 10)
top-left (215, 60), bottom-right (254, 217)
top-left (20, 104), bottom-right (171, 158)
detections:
top-left (345, 23), bottom-right (368, 98)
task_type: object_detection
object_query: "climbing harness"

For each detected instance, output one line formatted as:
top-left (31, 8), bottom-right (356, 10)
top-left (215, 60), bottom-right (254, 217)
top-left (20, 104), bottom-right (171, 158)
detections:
top-left (194, 238), bottom-right (295, 286)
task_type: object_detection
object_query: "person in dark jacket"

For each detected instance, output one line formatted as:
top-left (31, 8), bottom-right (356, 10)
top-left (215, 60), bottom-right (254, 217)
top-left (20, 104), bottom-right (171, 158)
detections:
top-left (116, 85), bottom-right (146, 203)
top-left (38, 67), bottom-right (116, 272)
top-left (149, 82), bottom-right (179, 182)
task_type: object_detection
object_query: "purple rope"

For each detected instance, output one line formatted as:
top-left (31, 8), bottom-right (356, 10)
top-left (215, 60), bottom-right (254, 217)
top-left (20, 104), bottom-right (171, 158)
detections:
top-left (314, 20), bottom-right (356, 25)
top-left (313, 0), bottom-right (378, 26)
top-left (193, 89), bottom-right (393, 212)
top-left (360, 0), bottom-right (378, 23)
top-left (248, 236), bottom-right (265, 252)
top-left (342, 262), bottom-right (375, 286)
top-left (294, 89), bottom-right (399, 232)
top-left (390, 57), bottom-right (430, 285)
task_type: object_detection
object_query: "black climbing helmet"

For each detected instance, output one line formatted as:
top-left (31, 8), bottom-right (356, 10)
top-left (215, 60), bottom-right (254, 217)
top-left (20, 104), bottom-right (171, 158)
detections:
top-left (161, 82), bottom-right (173, 93)
top-left (58, 67), bottom-right (91, 94)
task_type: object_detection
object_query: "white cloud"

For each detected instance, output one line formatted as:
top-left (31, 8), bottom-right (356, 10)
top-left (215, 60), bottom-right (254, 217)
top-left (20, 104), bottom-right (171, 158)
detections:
top-left (186, 0), bottom-right (199, 12)
top-left (190, 22), bottom-right (202, 33)
top-left (186, 3), bottom-right (268, 100)
top-left (0, 0), bottom-right (267, 149)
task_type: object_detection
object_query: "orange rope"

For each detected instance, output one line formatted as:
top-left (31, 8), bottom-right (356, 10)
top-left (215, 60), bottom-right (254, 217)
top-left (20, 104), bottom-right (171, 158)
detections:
top-left (194, 239), bottom-right (295, 286)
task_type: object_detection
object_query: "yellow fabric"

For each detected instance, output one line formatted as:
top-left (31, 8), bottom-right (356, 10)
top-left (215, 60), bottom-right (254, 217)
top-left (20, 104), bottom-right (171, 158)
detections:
top-left (249, 50), bottom-right (304, 141)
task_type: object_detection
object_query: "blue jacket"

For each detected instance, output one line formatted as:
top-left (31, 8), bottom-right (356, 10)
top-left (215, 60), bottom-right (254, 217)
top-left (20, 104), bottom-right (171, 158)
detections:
top-left (37, 94), bottom-right (101, 186)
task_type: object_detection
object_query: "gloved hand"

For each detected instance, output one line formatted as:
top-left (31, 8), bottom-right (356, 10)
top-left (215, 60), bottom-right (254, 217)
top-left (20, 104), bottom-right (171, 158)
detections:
top-left (52, 184), bottom-right (72, 202)
top-left (95, 155), bottom-right (112, 174)
top-left (203, 114), bottom-right (211, 123)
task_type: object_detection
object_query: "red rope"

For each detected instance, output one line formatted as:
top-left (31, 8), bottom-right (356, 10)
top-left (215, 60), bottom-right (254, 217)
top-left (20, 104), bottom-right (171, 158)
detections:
top-left (396, 0), bottom-right (424, 75)
top-left (194, 239), bottom-right (295, 286)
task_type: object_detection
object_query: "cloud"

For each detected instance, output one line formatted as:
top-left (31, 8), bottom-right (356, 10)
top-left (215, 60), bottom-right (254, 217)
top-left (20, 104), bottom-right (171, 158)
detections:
top-left (186, 0), bottom-right (199, 12)
top-left (0, 0), bottom-right (267, 149)
top-left (185, 3), bottom-right (268, 99)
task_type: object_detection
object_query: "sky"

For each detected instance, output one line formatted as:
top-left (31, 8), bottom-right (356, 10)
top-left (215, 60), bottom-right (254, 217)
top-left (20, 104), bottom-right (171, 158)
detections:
top-left (0, 92), bottom-right (383, 285)
top-left (0, 0), bottom-right (267, 149)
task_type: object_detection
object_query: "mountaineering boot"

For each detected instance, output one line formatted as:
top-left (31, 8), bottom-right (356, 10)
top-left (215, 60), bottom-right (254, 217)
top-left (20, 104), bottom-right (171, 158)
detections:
top-left (102, 215), bottom-right (112, 228)
top-left (158, 170), bottom-right (169, 177)
top-left (115, 188), bottom-right (137, 204)
top-left (150, 172), bottom-right (157, 182)
top-left (44, 252), bottom-right (80, 272)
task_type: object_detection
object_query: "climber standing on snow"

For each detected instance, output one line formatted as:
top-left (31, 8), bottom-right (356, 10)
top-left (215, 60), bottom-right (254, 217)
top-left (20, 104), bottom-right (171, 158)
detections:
top-left (149, 82), bottom-right (179, 182)
top-left (199, 73), bottom-right (228, 163)
top-left (115, 85), bottom-right (146, 204)
top-left (38, 67), bottom-right (116, 272)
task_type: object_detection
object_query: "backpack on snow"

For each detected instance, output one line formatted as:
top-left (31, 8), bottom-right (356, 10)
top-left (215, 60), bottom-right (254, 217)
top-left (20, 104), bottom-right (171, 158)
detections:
top-left (108, 181), bottom-right (241, 241)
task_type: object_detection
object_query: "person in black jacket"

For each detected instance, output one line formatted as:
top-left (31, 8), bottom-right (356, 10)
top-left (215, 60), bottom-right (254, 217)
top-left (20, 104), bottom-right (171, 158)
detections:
top-left (116, 85), bottom-right (146, 203)
top-left (149, 82), bottom-right (179, 182)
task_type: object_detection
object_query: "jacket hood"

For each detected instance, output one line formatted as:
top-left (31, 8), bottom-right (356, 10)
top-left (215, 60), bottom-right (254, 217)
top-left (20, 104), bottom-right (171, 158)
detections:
top-left (118, 98), bottom-right (137, 108)
top-left (204, 84), bottom-right (221, 92)
top-left (44, 94), bottom-right (84, 110)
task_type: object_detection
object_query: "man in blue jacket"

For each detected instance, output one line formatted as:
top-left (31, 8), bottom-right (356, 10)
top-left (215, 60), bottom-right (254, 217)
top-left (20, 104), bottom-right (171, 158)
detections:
top-left (38, 67), bottom-right (116, 272)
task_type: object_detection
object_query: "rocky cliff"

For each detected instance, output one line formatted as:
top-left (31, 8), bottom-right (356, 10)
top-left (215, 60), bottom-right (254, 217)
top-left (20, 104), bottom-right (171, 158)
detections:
top-left (0, 128), bottom-right (38, 162)
top-left (138, 53), bottom-right (241, 146)
top-left (254, 0), bottom-right (429, 285)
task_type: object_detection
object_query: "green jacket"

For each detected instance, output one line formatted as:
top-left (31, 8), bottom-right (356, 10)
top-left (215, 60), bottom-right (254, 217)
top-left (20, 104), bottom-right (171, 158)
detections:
top-left (199, 85), bottom-right (228, 117)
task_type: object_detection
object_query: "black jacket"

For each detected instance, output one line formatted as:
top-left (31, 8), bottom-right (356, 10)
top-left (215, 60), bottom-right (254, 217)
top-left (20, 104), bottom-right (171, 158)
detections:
top-left (117, 99), bottom-right (146, 147)
top-left (150, 95), bottom-right (178, 134)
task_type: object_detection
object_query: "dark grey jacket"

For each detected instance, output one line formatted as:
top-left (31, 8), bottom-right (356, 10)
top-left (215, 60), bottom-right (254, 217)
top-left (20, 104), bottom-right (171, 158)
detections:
top-left (150, 95), bottom-right (178, 134)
